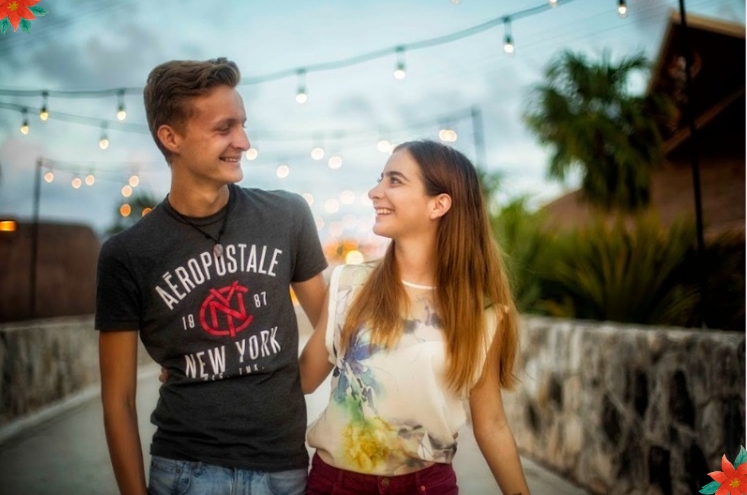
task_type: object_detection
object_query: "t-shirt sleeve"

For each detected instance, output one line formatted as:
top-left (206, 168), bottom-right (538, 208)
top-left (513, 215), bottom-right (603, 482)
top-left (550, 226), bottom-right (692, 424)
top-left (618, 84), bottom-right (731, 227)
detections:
top-left (290, 193), bottom-right (328, 283)
top-left (94, 236), bottom-right (141, 332)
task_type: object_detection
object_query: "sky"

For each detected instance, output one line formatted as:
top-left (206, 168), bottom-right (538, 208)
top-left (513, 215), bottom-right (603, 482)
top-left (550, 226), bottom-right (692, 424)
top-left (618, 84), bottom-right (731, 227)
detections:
top-left (0, 0), bottom-right (744, 248)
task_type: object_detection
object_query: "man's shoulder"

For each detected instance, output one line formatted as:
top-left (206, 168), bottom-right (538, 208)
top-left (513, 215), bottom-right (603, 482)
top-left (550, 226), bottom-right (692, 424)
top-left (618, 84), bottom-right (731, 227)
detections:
top-left (101, 204), bottom-right (166, 250)
top-left (235, 186), bottom-right (306, 211)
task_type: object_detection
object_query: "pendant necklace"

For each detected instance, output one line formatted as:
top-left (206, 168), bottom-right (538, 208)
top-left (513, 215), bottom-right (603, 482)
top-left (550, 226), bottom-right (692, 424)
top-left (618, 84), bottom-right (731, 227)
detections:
top-left (167, 191), bottom-right (232, 258)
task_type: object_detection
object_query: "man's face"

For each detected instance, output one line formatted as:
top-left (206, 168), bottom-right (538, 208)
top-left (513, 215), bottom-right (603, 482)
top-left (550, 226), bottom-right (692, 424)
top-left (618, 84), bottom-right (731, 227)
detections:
top-left (171, 85), bottom-right (250, 187)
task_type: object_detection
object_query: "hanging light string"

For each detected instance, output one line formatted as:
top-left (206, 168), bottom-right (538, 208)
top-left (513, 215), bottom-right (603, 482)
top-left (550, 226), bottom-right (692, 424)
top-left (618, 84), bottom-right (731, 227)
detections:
top-left (2, 99), bottom-right (475, 143)
top-left (0, 0), bottom-right (583, 101)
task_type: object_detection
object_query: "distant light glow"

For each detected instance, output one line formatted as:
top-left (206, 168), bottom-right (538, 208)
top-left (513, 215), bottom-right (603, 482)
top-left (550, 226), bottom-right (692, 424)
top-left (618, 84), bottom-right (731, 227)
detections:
top-left (44, 172), bottom-right (54, 183)
top-left (85, 174), bottom-right (95, 186)
top-left (99, 137), bottom-right (109, 150)
top-left (120, 204), bottom-right (132, 217)
top-left (377, 140), bottom-right (393, 153)
top-left (328, 155), bottom-right (343, 169)
top-left (0, 220), bottom-right (17, 232)
top-left (328, 221), bottom-right (343, 237)
top-left (324, 199), bottom-right (340, 213)
top-left (71, 177), bottom-right (82, 189)
top-left (142, 207), bottom-right (152, 216)
top-left (277, 164), bottom-right (290, 178)
top-left (302, 193), bottom-right (314, 205)
top-left (340, 190), bottom-right (356, 204)
top-left (129, 175), bottom-right (139, 187)
top-left (122, 185), bottom-right (133, 197)
top-left (314, 216), bottom-right (324, 231)
top-left (345, 250), bottom-right (364, 265)
top-left (246, 148), bottom-right (258, 160)
top-left (438, 129), bottom-right (458, 142)
top-left (342, 214), bottom-right (357, 230)
top-left (311, 147), bottom-right (324, 160)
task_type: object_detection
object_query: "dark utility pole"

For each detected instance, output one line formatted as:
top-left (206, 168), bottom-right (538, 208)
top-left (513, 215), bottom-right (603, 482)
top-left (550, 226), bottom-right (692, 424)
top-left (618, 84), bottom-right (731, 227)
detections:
top-left (30, 157), bottom-right (41, 319)
top-left (677, 0), bottom-right (708, 327)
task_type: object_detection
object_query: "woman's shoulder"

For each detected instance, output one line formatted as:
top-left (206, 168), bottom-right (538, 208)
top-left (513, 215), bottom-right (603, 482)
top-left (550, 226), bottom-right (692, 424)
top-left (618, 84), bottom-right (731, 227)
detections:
top-left (333, 261), bottom-right (377, 290)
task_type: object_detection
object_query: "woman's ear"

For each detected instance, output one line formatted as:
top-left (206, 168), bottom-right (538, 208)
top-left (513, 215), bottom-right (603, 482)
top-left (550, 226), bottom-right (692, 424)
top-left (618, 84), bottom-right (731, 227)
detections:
top-left (156, 124), bottom-right (181, 155)
top-left (430, 193), bottom-right (452, 220)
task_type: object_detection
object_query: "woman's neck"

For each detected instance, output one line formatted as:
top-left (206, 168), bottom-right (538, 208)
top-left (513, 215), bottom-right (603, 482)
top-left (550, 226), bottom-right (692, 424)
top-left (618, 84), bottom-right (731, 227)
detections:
top-left (393, 238), bottom-right (437, 287)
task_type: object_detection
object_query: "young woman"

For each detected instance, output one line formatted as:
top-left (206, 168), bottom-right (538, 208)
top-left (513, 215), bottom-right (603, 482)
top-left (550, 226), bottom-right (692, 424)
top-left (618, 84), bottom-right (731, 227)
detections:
top-left (300, 140), bottom-right (531, 494)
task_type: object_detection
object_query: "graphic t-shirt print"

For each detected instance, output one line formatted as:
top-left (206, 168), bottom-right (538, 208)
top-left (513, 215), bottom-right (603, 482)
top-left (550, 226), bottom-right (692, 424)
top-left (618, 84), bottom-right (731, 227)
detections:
top-left (154, 243), bottom-right (285, 381)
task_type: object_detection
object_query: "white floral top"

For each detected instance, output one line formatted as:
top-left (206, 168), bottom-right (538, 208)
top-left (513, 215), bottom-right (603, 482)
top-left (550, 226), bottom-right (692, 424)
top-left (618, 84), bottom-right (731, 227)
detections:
top-left (306, 262), bottom-right (496, 476)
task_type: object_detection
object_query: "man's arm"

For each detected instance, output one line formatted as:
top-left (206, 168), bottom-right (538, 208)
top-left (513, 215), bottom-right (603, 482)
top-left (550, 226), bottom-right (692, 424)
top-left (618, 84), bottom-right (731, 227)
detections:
top-left (299, 289), bottom-right (334, 393)
top-left (291, 272), bottom-right (326, 328)
top-left (99, 330), bottom-right (147, 495)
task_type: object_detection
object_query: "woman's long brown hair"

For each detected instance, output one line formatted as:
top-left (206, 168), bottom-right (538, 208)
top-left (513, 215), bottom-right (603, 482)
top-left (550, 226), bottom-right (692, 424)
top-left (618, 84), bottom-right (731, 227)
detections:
top-left (339, 140), bottom-right (518, 392)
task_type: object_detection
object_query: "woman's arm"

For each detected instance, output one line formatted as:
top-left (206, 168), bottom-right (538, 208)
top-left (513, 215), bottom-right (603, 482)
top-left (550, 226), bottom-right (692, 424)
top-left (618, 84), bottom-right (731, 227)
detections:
top-left (99, 330), bottom-right (148, 495)
top-left (469, 336), bottom-right (531, 495)
top-left (299, 289), bottom-right (334, 394)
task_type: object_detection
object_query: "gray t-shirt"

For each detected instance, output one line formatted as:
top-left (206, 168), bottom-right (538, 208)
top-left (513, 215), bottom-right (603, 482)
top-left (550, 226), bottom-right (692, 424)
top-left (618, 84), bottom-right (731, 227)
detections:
top-left (95, 184), bottom-right (328, 471)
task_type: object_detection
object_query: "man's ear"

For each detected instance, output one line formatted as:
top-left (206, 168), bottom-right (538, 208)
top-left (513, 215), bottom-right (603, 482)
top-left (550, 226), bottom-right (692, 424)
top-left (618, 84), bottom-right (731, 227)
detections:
top-left (156, 124), bottom-right (182, 155)
top-left (429, 193), bottom-right (452, 220)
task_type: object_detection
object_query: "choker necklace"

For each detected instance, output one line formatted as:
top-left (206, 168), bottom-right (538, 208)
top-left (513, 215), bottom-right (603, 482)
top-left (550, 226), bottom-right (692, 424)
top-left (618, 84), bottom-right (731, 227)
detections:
top-left (401, 280), bottom-right (435, 290)
top-left (167, 191), bottom-right (232, 258)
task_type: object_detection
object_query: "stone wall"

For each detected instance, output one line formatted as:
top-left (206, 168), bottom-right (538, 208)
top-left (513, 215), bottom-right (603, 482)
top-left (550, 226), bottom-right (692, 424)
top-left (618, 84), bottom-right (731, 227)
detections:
top-left (1, 314), bottom-right (744, 495)
top-left (0, 316), bottom-right (153, 427)
top-left (504, 316), bottom-right (745, 495)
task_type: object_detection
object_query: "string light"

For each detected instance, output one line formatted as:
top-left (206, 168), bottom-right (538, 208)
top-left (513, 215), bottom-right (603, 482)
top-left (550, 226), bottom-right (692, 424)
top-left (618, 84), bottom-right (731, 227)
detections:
top-left (438, 126), bottom-right (458, 142)
top-left (71, 176), bottom-right (82, 189)
top-left (44, 171), bottom-right (54, 183)
top-left (277, 164), bottom-right (290, 178)
top-left (99, 123), bottom-right (109, 150)
top-left (121, 185), bottom-right (133, 197)
top-left (328, 155), bottom-right (343, 169)
top-left (549, 0), bottom-right (558, 6)
top-left (119, 204), bottom-right (132, 217)
top-left (20, 108), bottom-right (29, 135)
top-left (128, 174), bottom-right (139, 187)
top-left (295, 69), bottom-right (308, 104)
top-left (393, 47), bottom-right (406, 80)
top-left (503, 18), bottom-right (515, 55)
top-left (116, 89), bottom-right (127, 121)
top-left (85, 173), bottom-right (95, 186)
top-left (246, 147), bottom-right (258, 160)
top-left (617, 0), bottom-right (627, 18)
top-left (39, 91), bottom-right (49, 121)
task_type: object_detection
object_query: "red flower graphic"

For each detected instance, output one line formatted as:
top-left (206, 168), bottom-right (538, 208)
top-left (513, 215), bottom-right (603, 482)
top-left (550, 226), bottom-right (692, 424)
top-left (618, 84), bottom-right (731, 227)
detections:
top-left (708, 454), bottom-right (747, 495)
top-left (0, 0), bottom-right (40, 32)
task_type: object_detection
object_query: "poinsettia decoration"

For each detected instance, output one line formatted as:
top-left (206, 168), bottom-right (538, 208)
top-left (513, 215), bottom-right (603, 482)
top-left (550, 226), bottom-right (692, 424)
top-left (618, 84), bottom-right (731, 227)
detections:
top-left (701, 446), bottom-right (747, 495)
top-left (0, 0), bottom-right (48, 34)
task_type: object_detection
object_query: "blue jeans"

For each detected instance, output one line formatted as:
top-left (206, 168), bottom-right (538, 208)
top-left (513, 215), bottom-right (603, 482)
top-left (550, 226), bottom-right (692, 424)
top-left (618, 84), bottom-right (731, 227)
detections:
top-left (148, 455), bottom-right (307, 495)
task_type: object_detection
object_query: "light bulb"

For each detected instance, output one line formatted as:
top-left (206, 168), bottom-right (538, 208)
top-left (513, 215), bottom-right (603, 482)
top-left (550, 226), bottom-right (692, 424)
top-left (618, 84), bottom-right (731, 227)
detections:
top-left (296, 90), bottom-right (308, 104)
top-left (246, 148), bottom-right (258, 160)
top-left (71, 177), bottom-right (82, 189)
top-left (618, 0), bottom-right (627, 17)
top-left (311, 147), bottom-right (324, 160)
top-left (20, 121), bottom-right (29, 135)
top-left (504, 36), bottom-right (514, 55)
top-left (129, 175), bottom-right (139, 187)
top-left (328, 156), bottom-right (343, 169)
top-left (39, 107), bottom-right (49, 121)
top-left (44, 172), bottom-right (54, 183)
top-left (85, 174), bottom-right (95, 186)
top-left (99, 137), bottom-right (109, 150)
top-left (117, 107), bottom-right (127, 121)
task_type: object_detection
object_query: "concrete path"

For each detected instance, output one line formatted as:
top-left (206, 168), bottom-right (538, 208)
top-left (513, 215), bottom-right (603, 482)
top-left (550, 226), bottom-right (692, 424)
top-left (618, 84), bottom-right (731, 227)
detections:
top-left (0, 313), bottom-right (589, 495)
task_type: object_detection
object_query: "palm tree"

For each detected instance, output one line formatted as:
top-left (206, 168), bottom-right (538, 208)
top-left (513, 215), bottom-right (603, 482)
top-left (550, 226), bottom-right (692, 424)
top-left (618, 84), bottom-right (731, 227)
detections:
top-left (524, 50), bottom-right (673, 211)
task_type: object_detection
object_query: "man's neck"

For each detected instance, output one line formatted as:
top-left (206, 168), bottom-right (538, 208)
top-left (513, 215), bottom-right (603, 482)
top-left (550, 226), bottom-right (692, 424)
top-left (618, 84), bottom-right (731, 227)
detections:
top-left (167, 183), bottom-right (231, 217)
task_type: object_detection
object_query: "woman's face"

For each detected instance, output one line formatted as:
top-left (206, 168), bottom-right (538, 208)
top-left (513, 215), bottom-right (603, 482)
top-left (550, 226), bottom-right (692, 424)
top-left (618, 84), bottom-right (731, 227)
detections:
top-left (367, 149), bottom-right (439, 241)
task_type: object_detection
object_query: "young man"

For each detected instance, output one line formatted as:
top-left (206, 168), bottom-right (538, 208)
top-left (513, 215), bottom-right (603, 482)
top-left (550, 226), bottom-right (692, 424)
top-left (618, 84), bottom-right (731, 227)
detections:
top-left (96, 58), bottom-right (327, 495)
